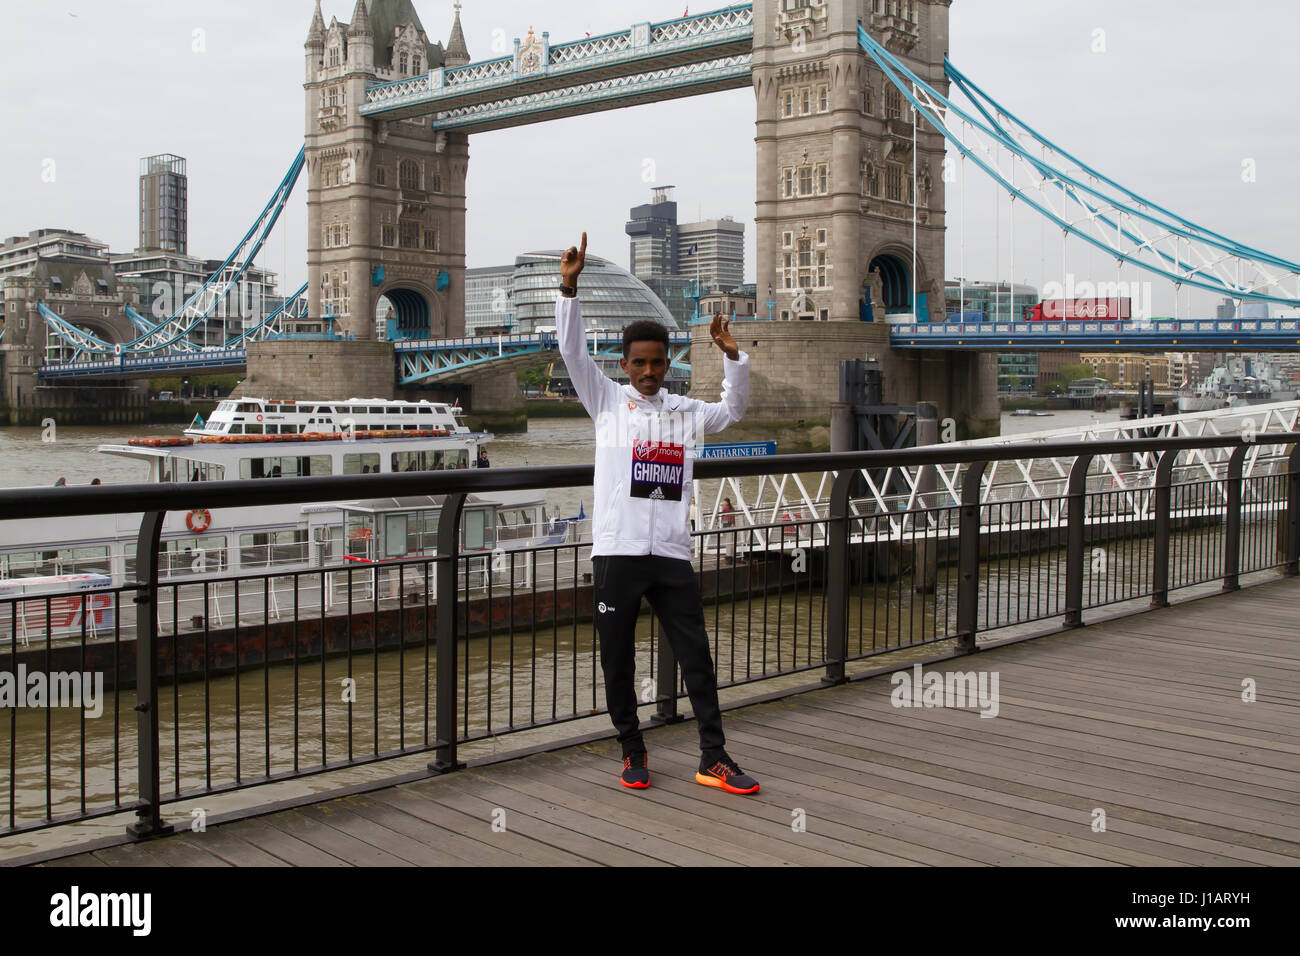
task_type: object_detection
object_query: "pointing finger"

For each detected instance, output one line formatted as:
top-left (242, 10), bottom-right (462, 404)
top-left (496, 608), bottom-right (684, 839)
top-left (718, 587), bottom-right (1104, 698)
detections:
top-left (579, 232), bottom-right (587, 257)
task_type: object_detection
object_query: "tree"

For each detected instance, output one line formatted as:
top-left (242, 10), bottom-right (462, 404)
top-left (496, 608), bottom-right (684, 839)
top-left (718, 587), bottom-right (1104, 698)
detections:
top-left (517, 365), bottom-right (550, 392)
top-left (1046, 363), bottom-right (1099, 392)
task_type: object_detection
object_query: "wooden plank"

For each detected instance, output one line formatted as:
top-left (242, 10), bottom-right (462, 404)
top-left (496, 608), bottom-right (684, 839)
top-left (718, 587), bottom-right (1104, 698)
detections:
top-left (425, 767), bottom-right (736, 866)
top-left (716, 722), bottom-right (1300, 865)
top-left (402, 773), bottom-right (669, 867)
top-left (547, 748), bottom-right (884, 867)
top-left (648, 737), bottom-right (1097, 866)
top-left (724, 711), bottom-right (1300, 847)
top-left (172, 828), bottom-right (290, 867)
top-left (777, 701), bottom-right (1300, 817)
top-left (295, 801), bottom-right (475, 867)
top-left (367, 786), bottom-right (595, 867)
top-left (262, 807), bottom-right (414, 867)
top-left (233, 819), bottom-right (352, 867)
top-left (491, 754), bottom-right (789, 867)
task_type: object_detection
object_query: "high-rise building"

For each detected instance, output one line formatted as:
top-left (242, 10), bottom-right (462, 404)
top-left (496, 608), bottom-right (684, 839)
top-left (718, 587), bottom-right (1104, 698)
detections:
top-left (625, 186), bottom-right (679, 280)
top-left (139, 154), bottom-right (188, 255)
top-left (677, 217), bottom-right (745, 291)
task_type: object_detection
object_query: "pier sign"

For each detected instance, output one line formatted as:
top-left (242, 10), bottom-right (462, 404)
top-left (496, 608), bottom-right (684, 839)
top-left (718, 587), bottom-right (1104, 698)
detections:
top-left (694, 441), bottom-right (776, 460)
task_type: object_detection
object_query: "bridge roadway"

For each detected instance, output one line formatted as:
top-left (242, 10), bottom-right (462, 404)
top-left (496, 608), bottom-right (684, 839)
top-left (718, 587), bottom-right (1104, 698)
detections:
top-left (29, 577), bottom-right (1300, 867)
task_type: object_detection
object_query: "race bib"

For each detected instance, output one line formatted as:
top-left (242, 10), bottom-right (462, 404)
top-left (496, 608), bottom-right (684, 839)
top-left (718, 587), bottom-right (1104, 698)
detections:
top-left (630, 441), bottom-right (685, 501)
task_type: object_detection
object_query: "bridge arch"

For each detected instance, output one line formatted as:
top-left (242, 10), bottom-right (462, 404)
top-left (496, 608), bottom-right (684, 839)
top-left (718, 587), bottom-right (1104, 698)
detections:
top-left (374, 281), bottom-right (444, 341)
top-left (866, 251), bottom-right (913, 317)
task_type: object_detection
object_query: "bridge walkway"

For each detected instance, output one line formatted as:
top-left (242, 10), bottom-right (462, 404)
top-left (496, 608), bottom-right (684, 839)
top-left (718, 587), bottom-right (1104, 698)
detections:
top-left (36, 578), bottom-right (1300, 867)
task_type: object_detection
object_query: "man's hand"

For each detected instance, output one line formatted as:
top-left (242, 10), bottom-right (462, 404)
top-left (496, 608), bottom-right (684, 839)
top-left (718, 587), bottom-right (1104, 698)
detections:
top-left (560, 232), bottom-right (586, 294)
top-left (710, 313), bottom-right (739, 361)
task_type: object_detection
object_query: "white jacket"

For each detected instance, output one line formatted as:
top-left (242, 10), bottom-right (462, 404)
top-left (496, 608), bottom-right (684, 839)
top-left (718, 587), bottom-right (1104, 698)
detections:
top-left (556, 295), bottom-right (750, 560)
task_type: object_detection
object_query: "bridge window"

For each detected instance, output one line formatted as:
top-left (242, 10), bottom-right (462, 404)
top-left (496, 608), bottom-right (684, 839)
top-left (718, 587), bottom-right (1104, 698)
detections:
top-left (399, 160), bottom-right (420, 190)
top-left (423, 229), bottom-right (439, 251)
top-left (782, 231), bottom-right (793, 248)
top-left (782, 169), bottom-right (793, 198)
top-left (781, 90), bottom-right (793, 118)
top-left (800, 87), bottom-right (811, 114)
top-left (382, 225), bottom-right (396, 247)
top-left (799, 166), bottom-right (813, 196)
top-left (816, 228), bottom-right (827, 245)
top-left (399, 221), bottom-right (420, 248)
top-left (399, 52), bottom-right (408, 74)
top-left (375, 165), bottom-right (387, 186)
top-left (413, 54), bottom-right (421, 74)
top-left (818, 85), bottom-right (829, 112)
top-left (329, 46), bottom-right (340, 67)
top-left (816, 164), bottom-right (829, 194)
top-left (886, 163), bottom-right (903, 201)
top-left (432, 174), bottom-right (442, 193)
top-left (885, 86), bottom-right (902, 120)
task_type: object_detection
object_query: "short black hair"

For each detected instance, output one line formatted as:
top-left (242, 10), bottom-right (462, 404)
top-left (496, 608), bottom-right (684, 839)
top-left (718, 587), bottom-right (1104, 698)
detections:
top-left (622, 321), bottom-right (669, 359)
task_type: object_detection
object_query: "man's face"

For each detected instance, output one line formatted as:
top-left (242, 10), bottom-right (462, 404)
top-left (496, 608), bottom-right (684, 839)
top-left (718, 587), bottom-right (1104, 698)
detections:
top-left (621, 340), bottom-right (669, 397)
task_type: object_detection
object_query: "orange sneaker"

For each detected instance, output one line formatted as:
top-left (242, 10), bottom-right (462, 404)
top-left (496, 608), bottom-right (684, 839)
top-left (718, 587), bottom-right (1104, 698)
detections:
top-left (695, 753), bottom-right (760, 794)
top-left (620, 752), bottom-right (649, 789)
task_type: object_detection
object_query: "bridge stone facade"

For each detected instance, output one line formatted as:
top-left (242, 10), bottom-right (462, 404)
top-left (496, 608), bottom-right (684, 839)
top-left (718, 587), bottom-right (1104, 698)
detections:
top-left (725, 0), bottom-right (997, 441)
top-left (304, 0), bottom-right (469, 342)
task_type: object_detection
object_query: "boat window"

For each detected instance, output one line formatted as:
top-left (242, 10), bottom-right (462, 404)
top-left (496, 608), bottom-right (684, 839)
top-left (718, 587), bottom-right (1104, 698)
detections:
top-left (246, 424), bottom-right (264, 435)
top-left (161, 459), bottom-right (225, 483)
top-left (383, 514), bottom-right (409, 559)
top-left (369, 406), bottom-right (385, 415)
top-left (159, 535), bottom-right (228, 577)
top-left (240, 456), bottom-right (332, 479)
top-left (229, 423), bottom-right (244, 434)
top-left (343, 453), bottom-right (381, 475)
top-left (418, 407), bottom-right (434, 415)
top-left (318, 406), bottom-right (334, 414)
top-left (265, 424), bottom-right (278, 435)
top-left (403, 424), bottom-right (419, 431)
top-left (462, 509), bottom-right (493, 551)
top-left (391, 450), bottom-right (445, 472)
top-left (385, 406), bottom-right (402, 415)
top-left (238, 530), bottom-right (308, 569)
top-left (237, 402), bottom-right (260, 413)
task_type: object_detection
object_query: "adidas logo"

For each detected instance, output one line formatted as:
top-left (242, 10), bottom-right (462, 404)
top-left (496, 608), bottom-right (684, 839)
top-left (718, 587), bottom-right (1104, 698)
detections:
top-left (648, 487), bottom-right (665, 500)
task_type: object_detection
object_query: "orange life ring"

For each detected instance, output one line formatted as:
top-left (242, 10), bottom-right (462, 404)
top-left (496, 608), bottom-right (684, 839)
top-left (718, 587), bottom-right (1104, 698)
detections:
top-left (186, 509), bottom-right (212, 533)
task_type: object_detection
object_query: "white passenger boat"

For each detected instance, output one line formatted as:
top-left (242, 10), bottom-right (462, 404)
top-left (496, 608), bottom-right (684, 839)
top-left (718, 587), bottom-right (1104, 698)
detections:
top-left (0, 398), bottom-right (585, 611)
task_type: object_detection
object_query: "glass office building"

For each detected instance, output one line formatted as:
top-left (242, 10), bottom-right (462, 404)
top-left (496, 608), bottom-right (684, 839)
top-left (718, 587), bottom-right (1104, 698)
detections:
top-left (510, 252), bottom-right (678, 333)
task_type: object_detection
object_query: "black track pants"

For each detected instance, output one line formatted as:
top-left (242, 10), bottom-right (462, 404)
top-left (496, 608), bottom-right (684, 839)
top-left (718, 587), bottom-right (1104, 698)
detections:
top-left (592, 555), bottom-right (726, 759)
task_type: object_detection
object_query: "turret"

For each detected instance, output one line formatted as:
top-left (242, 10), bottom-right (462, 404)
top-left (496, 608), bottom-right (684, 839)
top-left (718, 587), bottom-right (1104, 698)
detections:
top-left (445, 1), bottom-right (470, 68)
top-left (347, 0), bottom-right (374, 70)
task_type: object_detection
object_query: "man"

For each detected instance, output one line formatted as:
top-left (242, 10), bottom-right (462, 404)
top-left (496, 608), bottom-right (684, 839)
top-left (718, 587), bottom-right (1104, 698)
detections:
top-left (556, 232), bottom-right (759, 795)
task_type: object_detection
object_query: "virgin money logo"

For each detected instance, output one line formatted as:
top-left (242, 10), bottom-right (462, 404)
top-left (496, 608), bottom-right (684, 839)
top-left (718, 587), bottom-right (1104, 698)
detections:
top-left (632, 441), bottom-right (684, 464)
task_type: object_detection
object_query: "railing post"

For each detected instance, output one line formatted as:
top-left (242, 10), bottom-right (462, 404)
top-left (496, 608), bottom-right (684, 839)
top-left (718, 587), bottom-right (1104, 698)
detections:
top-left (1150, 450), bottom-right (1177, 608)
top-left (126, 510), bottom-right (173, 841)
top-left (1287, 444), bottom-right (1300, 576)
top-left (954, 460), bottom-right (988, 655)
top-left (822, 469), bottom-right (857, 684)
top-left (1223, 444), bottom-right (1246, 591)
top-left (1063, 454), bottom-right (1094, 627)
top-left (429, 493), bottom-right (467, 775)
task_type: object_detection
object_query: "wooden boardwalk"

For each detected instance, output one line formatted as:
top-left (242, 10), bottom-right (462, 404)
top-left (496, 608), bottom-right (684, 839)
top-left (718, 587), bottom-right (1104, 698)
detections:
top-left (38, 579), bottom-right (1300, 867)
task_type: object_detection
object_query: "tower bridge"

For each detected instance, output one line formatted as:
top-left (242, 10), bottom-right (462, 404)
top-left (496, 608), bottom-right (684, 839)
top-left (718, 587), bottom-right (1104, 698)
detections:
top-left (19, 1), bottom-right (1300, 443)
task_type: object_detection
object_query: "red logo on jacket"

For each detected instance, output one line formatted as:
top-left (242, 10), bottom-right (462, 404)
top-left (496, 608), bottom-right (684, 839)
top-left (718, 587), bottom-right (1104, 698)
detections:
top-left (633, 441), bottom-right (684, 464)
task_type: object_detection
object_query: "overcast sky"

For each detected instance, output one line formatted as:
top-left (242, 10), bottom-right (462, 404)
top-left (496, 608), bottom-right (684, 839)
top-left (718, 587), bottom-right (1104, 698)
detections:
top-left (2, 0), bottom-right (1297, 318)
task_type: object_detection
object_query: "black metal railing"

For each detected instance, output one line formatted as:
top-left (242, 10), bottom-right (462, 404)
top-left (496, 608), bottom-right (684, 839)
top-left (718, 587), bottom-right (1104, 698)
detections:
top-left (1, 433), bottom-right (1297, 842)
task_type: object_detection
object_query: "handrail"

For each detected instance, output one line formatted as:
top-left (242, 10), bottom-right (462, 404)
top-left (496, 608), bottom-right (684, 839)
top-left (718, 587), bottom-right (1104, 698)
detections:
top-left (3, 433), bottom-right (1294, 522)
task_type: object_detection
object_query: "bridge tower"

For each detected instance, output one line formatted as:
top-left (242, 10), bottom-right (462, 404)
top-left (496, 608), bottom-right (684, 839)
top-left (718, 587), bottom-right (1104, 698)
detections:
top-left (701, 0), bottom-right (998, 443)
top-left (303, 0), bottom-right (468, 341)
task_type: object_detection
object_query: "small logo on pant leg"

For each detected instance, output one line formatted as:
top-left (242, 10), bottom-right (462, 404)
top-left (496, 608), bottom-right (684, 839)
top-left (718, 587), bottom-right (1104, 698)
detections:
top-left (598, 602), bottom-right (616, 613)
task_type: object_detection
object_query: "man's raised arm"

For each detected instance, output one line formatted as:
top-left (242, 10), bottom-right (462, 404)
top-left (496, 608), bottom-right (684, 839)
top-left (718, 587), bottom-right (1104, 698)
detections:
top-left (696, 314), bottom-right (750, 435)
top-left (555, 232), bottom-right (617, 416)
